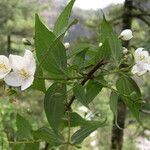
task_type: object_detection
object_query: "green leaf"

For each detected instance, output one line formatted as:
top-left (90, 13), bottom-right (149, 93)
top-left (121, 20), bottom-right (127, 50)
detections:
top-left (116, 76), bottom-right (142, 122)
top-left (44, 83), bottom-right (66, 131)
top-left (33, 127), bottom-right (64, 147)
top-left (35, 14), bottom-right (67, 77)
top-left (16, 114), bottom-right (33, 140)
top-left (32, 67), bottom-right (46, 92)
top-left (108, 33), bottom-right (122, 63)
top-left (53, 0), bottom-right (75, 36)
top-left (67, 44), bottom-right (91, 59)
top-left (24, 143), bottom-right (39, 150)
top-left (96, 39), bottom-right (111, 62)
top-left (71, 120), bottom-right (106, 144)
top-left (72, 48), bottom-right (88, 69)
top-left (98, 16), bottom-right (122, 64)
top-left (100, 15), bottom-right (113, 42)
top-left (12, 144), bottom-right (25, 150)
top-left (73, 84), bottom-right (88, 107)
top-left (86, 80), bottom-right (103, 104)
top-left (109, 91), bottom-right (118, 118)
top-left (63, 112), bottom-right (88, 127)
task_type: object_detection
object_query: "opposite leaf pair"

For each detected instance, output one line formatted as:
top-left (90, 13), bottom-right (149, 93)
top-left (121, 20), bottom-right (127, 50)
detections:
top-left (0, 50), bottom-right (36, 90)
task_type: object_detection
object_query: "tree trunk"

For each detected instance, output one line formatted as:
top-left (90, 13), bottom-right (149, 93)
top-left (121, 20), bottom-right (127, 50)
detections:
top-left (110, 0), bottom-right (133, 150)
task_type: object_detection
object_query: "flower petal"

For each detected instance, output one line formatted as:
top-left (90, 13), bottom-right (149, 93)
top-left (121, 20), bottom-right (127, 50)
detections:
top-left (21, 76), bottom-right (34, 91)
top-left (4, 72), bottom-right (22, 87)
top-left (9, 54), bottom-right (24, 71)
top-left (0, 55), bottom-right (11, 79)
top-left (23, 49), bottom-right (36, 75)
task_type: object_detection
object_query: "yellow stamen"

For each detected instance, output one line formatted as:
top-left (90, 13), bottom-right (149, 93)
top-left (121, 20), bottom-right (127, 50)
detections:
top-left (19, 69), bottom-right (29, 79)
top-left (0, 63), bottom-right (9, 72)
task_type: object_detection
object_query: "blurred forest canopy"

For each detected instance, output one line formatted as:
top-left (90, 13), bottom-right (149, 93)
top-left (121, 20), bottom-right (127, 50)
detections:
top-left (0, 0), bottom-right (150, 150)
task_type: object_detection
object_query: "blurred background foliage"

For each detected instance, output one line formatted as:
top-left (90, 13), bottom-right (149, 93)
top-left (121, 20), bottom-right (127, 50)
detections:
top-left (0, 0), bottom-right (150, 149)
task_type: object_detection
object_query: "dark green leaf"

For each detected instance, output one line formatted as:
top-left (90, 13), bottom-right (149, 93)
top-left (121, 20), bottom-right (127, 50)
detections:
top-left (16, 114), bottom-right (33, 140)
top-left (108, 33), bottom-right (122, 63)
top-left (100, 15), bottom-right (113, 42)
top-left (32, 67), bottom-right (46, 92)
top-left (96, 39), bottom-right (111, 62)
top-left (73, 84), bottom-right (88, 107)
top-left (33, 127), bottom-right (64, 147)
top-left (44, 83), bottom-right (66, 131)
top-left (71, 120), bottom-right (106, 144)
top-left (67, 44), bottom-right (91, 59)
top-left (35, 14), bottom-right (67, 77)
top-left (24, 143), bottom-right (39, 150)
top-left (53, 0), bottom-right (75, 36)
top-left (86, 80), bottom-right (103, 104)
top-left (12, 144), bottom-right (25, 150)
top-left (63, 112), bottom-right (88, 127)
top-left (116, 76), bottom-right (142, 122)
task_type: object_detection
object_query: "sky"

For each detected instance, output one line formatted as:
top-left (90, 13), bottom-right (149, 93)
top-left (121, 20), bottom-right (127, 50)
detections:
top-left (74, 0), bottom-right (125, 10)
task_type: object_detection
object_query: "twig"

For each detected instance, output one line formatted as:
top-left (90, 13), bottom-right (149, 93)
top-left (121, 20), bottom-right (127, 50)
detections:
top-left (65, 59), bottom-right (107, 111)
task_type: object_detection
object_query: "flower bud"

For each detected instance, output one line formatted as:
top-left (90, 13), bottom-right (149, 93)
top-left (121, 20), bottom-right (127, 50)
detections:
top-left (64, 42), bottom-right (70, 49)
top-left (123, 47), bottom-right (128, 54)
top-left (22, 38), bottom-right (32, 45)
top-left (119, 29), bottom-right (133, 41)
top-left (98, 42), bottom-right (103, 47)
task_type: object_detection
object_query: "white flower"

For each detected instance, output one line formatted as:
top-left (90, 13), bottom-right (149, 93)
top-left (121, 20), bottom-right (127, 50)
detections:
top-left (0, 55), bottom-right (11, 79)
top-left (119, 29), bottom-right (133, 41)
top-left (64, 42), bottom-right (70, 49)
top-left (134, 48), bottom-right (150, 64)
top-left (131, 48), bottom-right (150, 76)
top-left (4, 50), bottom-right (36, 90)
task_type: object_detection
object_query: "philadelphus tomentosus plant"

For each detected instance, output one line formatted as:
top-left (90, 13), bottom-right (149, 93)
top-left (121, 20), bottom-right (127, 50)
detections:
top-left (0, 49), bottom-right (36, 90)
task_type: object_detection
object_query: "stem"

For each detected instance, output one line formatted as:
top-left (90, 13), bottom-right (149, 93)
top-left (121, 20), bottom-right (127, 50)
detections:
top-left (8, 140), bottom-right (41, 144)
top-left (66, 111), bottom-right (71, 150)
top-left (35, 76), bottom-right (83, 81)
top-left (65, 59), bottom-right (107, 111)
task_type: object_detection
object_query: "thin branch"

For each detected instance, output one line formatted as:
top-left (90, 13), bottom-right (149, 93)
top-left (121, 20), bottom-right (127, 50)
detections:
top-left (36, 76), bottom-right (83, 81)
top-left (65, 59), bottom-right (107, 111)
top-left (135, 15), bottom-right (150, 26)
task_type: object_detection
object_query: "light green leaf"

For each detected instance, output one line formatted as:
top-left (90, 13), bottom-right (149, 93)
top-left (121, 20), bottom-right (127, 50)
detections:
top-left (16, 114), bottom-right (33, 140)
top-left (35, 14), bottom-right (67, 77)
top-left (109, 91), bottom-right (118, 118)
top-left (44, 83), bottom-right (66, 131)
top-left (53, 0), bottom-right (75, 36)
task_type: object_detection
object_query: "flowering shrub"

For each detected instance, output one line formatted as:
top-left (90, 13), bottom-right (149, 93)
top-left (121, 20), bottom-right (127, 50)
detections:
top-left (1, 0), bottom-right (149, 149)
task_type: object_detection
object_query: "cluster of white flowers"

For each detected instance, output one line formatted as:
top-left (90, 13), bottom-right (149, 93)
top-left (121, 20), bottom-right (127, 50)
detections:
top-left (131, 48), bottom-right (150, 76)
top-left (119, 29), bottom-right (150, 76)
top-left (0, 49), bottom-right (36, 90)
